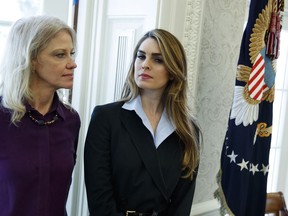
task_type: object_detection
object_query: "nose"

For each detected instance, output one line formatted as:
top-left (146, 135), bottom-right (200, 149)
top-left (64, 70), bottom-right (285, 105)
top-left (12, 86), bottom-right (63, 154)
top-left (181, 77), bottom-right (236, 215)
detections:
top-left (66, 59), bottom-right (77, 69)
top-left (141, 65), bottom-right (150, 70)
top-left (141, 60), bottom-right (151, 70)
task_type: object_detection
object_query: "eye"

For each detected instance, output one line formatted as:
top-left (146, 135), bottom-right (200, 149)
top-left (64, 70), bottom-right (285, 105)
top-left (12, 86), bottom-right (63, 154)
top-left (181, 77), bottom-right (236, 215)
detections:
top-left (56, 53), bottom-right (65, 58)
top-left (154, 57), bottom-right (164, 63)
top-left (70, 51), bottom-right (76, 59)
top-left (136, 53), bottom-right (145, 60)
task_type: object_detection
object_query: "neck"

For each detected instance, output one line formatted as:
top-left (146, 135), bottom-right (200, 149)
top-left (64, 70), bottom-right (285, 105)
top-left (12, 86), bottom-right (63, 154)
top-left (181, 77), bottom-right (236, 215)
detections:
top-left (140, 92), bottom-right (163, 115)
top-left (140, 93), bottom-right (164, 133)
top-left (29, 91), bottom-right (55, 115)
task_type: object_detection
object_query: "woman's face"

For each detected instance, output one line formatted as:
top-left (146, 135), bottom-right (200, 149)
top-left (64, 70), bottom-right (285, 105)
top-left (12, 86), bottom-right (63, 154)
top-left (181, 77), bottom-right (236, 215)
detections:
top-left (31, 30), bottom-right (77, 92)
top-left (134, 38), bottom-right (171, 95)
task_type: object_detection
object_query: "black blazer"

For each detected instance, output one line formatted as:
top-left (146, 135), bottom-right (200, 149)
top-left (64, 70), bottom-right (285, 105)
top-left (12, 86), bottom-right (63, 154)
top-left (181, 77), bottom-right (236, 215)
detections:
top-left (84, 101), bottom-right (197, 216)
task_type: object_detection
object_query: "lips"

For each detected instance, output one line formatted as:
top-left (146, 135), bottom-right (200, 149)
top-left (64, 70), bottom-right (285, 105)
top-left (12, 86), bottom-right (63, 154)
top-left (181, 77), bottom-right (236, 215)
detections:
top-left (139, 73), bottom-right (152, 79)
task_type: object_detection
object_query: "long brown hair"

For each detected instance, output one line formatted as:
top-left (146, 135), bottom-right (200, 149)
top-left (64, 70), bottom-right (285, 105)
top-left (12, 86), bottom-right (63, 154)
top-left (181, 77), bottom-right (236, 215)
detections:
top-left (121, 29), bottom-right (201, 179)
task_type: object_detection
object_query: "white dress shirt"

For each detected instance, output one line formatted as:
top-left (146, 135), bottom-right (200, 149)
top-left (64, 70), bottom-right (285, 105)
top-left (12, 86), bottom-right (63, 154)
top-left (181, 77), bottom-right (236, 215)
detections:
top-left (122, 95), bottom-right (175, 148)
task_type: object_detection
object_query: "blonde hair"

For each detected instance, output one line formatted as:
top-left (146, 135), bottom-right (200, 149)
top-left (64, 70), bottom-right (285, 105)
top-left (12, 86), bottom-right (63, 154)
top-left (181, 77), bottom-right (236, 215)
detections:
top-left (121, 29), bottom-right (201, 178)
top-left (0, 15), bottom-right (76, 124)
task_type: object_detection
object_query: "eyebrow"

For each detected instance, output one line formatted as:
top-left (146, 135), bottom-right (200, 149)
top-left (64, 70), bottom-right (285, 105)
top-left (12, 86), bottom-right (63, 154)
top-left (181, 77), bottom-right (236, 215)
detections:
top-left (137, 50), bottom-right (162, 56)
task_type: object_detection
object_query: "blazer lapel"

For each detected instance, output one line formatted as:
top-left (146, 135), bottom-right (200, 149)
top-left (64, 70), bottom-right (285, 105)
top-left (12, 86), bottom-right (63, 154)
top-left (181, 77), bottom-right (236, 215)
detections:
top-left (120, 108), bottom-right (169, 200)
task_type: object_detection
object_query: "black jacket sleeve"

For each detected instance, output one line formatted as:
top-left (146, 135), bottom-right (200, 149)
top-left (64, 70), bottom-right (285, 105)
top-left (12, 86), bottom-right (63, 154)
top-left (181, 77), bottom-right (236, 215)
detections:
top-left (166, 169), bottom-right (198, 216)
top-left (84, 106), bottom-right (123, 216)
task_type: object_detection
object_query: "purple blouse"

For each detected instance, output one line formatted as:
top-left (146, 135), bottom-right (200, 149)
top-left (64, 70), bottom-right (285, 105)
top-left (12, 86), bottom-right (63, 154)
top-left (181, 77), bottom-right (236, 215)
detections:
top-left (0, 94), bottom-right (81, 216)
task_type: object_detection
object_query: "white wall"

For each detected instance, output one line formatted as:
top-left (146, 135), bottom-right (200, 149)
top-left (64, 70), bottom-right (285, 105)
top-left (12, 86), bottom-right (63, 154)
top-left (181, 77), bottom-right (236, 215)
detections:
top-left (192, 0), bottom-right (247, 204)
top-left (41, 0), bottom-right (71, 23)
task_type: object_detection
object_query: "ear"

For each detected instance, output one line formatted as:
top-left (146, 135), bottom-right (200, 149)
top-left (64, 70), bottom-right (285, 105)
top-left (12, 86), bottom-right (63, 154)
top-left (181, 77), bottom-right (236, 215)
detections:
top-left (31, 58), bottom-right (37, 72)
top-left (31, 64), bottom-right (35, 72)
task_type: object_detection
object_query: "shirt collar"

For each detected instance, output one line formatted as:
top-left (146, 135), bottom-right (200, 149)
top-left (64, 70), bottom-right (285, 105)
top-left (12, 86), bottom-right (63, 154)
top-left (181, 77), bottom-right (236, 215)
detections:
top-left (122, 95), bottom-right (176, 148)
top-left (122, 95), bottom-right (144, 116)
top-left (25, 93), bottom-right (66, 120)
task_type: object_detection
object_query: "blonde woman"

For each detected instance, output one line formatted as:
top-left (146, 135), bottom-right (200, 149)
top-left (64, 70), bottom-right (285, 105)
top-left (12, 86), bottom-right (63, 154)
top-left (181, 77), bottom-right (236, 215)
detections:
top-left (0, 16), bottom-right (80, 216)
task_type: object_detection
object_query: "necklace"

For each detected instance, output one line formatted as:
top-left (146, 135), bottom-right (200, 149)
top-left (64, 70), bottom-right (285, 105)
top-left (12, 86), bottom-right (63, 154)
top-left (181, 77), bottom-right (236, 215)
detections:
top-left (28, 111), bottom-right (58, 126)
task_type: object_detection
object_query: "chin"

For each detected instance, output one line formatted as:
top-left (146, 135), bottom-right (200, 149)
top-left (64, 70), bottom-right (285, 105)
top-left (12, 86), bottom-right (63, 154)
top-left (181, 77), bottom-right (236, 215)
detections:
top-left (60, 85), bottom-right (73, 90)
top-left (63, 82), bottom-right (74, 88)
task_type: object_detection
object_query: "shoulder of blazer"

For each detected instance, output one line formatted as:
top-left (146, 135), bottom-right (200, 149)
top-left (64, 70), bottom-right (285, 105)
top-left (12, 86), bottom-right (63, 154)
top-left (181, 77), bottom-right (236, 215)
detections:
top-left (93, 101), bottom-right (125, 116)
top-left (96, 101), bottom-right (124, 110)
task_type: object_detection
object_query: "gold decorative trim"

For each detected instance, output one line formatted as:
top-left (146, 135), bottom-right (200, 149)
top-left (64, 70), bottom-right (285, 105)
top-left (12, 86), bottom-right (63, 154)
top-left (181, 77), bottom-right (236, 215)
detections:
top-left (243, 83), bottom-right (274, 103)
top-left (243, 84), bottom-right (261, 104)
top-left (236, 64), bottom-right (251, 82)
top-left (256, 122), bottom-right (272, 137)
top-left (265, 85), bottom-right (274, 102)
top-left (249, 0), bottom-right (273, 64)
top-left (214, 169), bottom-right (235, 216)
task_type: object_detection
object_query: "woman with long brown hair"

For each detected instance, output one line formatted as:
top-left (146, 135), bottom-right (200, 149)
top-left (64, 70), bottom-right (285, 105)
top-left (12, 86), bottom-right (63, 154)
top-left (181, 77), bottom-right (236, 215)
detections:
top-left (84, 28), bottom-right (201, 216)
